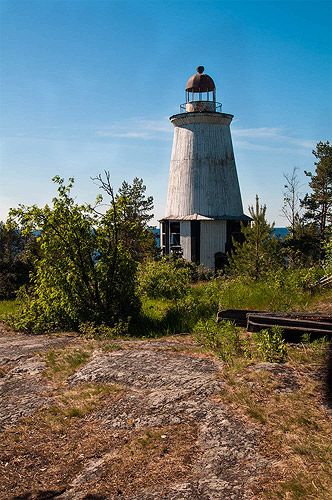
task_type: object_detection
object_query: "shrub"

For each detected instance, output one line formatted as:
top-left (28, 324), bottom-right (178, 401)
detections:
top-left (8, 174), bottom-right (153, 333)
top-left (194, 319), bottom-right (242, 362)
top-left (0, 222), bottom-right (37, 299)
top-left (78, 320), bottom-right (129, 338)
top-left (137, 258), bottom-right (191, 300)
top-left (174, 259), bottom-right (213, 283)
top-left (253, 326), bottom-right (287, 363)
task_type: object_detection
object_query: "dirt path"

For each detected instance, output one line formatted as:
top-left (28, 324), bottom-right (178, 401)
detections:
top-left (0, 326), bottom-right (271, 499)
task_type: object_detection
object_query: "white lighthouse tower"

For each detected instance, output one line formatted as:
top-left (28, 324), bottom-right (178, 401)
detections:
top-left (160, 66), bottom-right (250, 271)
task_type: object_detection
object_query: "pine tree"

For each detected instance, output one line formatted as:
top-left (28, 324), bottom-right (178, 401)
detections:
top-left (301, 141), bottom-right (332, 252)
top-left (228, 195), bottom-right (282, 280)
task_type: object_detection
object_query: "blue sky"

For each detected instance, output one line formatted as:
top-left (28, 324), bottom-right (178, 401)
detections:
top-left (1, 0), bottom-right (331, 225)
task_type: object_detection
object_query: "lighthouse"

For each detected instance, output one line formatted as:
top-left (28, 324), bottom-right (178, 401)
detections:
top-left (160, 66), bottom-right (250, 271)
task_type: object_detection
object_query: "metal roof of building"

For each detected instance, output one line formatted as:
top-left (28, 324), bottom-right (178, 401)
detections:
top-left (160, 213), bottom-right (252, 222)
top-left (186, 66), bottom-right (215, 93)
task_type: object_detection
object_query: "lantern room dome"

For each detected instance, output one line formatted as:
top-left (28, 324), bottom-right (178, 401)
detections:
top-left (186, 66), bottom-right (215, 93)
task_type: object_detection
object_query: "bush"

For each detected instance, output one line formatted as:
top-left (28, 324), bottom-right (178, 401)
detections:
top-left (174, 259), bottom-right (213, 283)
top-left (194, 319), bottom-right (242, 362)
top-left (8, 175), bottom-right (153, 333)
top-left (78, 320), bottom-right (129, 338)
top-left (0, 223), bottom-right (37, 299)
top-left (138, 258), bottom-right (191, 300)
top-left (253, 326), bottom-right (287, 363)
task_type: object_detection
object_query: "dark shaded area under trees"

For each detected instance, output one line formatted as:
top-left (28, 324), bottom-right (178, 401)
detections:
top-left (0, 222), bottom-right (37, 299)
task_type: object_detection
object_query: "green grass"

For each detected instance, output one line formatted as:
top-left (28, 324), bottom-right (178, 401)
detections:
top-left (0, 299), bottom-right (19, 320)
top-left (141, 298), bottom-right (174, 322)
top-left (30, 383), bottom-right (123, 430)
top-left (216, 277), bottom-right (312, 312)
top-left (43, 347), bottom-right (92, 381)
top-left (132, 298), bottom-right (180, 337)
top-left (102, 342), bottom-right (124, 352)
top-left (1, 273), bottom-right (329, 340)
top-left (135, 271), bottom-right (328, 338)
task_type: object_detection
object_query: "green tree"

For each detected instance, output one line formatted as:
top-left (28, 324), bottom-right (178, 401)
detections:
top-left (323, 237), bottom-right (332, 275)
top-left (301, 141), bottom-right (332, 254)
top-left (107, 175), bottom-right (155, 261)
top-left (228, 195), bottom-right (282, 280)
top-left (9, 173), bottom-right (154, 333)
top-left (281, 167), bottom-right (319, 267)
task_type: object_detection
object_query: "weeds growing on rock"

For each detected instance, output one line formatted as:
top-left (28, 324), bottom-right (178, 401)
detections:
top-left (194, 319), bottom-right (242, 363)
top-left (253, 326), bottom-right (287, 363)
top-left (43, 347), bottom-right (91, 381)
top-left (78, 320), bottom-right (129, 338)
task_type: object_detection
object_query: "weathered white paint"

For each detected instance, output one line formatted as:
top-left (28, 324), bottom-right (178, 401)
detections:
top-left (165, 112), bottom-right (244, 219)
top-left (179, 221), bottom-right (191, 261)
top-left (186, 101), bottom-right (215, 112)
top-left (200, 220), bottom-right (227, 269)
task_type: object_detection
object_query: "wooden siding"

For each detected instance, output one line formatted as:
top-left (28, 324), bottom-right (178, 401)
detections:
top-left (180, 221), bottom-right (191, 261)
top-left (200, 220), bottom-right (227, 269)
top-left (165, 112), bottom-right (244, 218)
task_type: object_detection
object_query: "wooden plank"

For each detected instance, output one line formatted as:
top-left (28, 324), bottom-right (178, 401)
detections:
top-left (217, 310), bottom-right (332, 337)
top-left (247, 313), bottom-right (332, 335)
top-left (247, 314), bottom-right (332, 330)
top-left (247, 319), bottom-right (332, 336)
top-left (318, 275), bottom-right (332, 288)
top-left (217, 309), bottom-right (262, 326)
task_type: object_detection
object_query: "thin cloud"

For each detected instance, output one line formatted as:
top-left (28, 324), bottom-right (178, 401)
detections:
top-left (95, 118), bottom-right (172, 141)
top-left (232, 126), bottom-right (315, 153)
top-left (96, 131), bottom-right (150, 139)
top-left (232, 127), bottom-right (282, 138)
top-left (233, 140), bottom-right (277, 152)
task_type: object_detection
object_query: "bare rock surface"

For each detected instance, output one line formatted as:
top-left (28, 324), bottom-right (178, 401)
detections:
top-left (0, 327), bottom-right (270, 499)
top-left (63, 348), bottom-right (268, 499)
top-left (0, 326), bottom-right (77, 429)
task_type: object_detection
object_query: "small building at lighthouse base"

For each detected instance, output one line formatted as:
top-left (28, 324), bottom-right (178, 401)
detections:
top-left (160, 215), bottom-right (250, 272)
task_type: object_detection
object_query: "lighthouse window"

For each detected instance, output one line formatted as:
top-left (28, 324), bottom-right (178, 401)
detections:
top-left (170, 222), bottom-right (180, 246)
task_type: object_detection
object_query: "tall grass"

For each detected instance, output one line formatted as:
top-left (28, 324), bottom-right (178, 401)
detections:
top-left (134, 268), bottom-right (322, 336)
top-left (194, 319), bottom-right (242, 362)
top-left (208, 269), bottom-right (316, 312)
